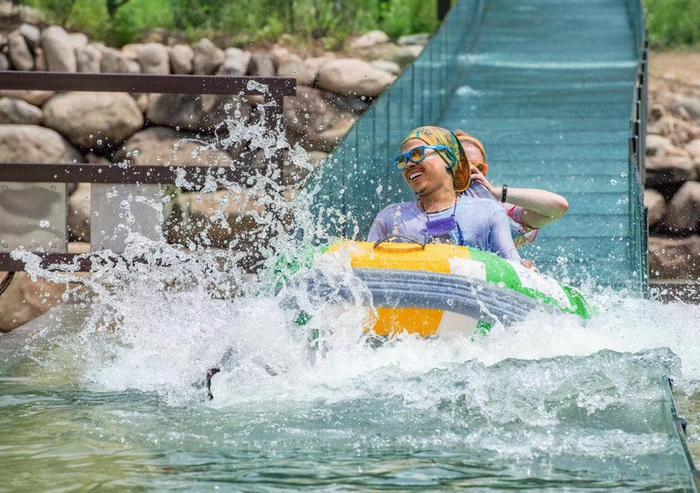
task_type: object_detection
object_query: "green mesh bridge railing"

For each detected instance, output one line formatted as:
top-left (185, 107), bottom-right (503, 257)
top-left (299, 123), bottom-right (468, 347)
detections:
top-left (312, 0), bottom-right (649, 294)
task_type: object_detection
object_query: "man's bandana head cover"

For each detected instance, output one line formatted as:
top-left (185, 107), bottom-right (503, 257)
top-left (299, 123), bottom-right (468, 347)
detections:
top-left (401, 126), bottom-right (471, 192)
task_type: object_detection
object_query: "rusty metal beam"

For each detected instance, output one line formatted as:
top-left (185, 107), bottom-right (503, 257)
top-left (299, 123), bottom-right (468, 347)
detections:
top-left (0, 71), bottom-right (296, 96)
top-left (0, 253), bottom-right (91, 272)
top-left (0, 163), bottom-right (254, 186)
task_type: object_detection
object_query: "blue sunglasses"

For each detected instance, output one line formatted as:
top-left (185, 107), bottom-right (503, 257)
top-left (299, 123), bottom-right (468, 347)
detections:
top-left (392, 145), bottom-right (455, 170)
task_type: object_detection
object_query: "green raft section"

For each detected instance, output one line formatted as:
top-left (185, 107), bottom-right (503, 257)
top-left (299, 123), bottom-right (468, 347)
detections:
top-left (311, 0), bottom-right (648, 293)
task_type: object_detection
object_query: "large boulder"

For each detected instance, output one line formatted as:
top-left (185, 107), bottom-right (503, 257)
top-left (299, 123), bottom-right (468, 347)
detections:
top-left (370, 59), bottom-right (401, 75)
top-left (169, 44), bottom-right (193, 74)
top-left (645, 155), bottom-right (697, 189)
top-left (40, 26), bottom-right (77, 72)
top-left (646, 134), bottom-right (682, 157)
top-left (67, 182), bottom-right (90, 241)
top-left (18, 23), bottom-right (40, 50)
top-left (284, 86), bottom-right (355, 152)
top-left (0, 272), bottom-right (70, 332)
top-left (0, 97), bottom-right (43, 124)
top-left (0, 125), bottom-right (81, 164)
top-left (8, 30), bottom-right (34, 70)
top-left (43, 92), bottom-right (144, 149)
top-left (138, 42), bottom-right (170, 75)
top-left (276, 53), bottom-right (314, 85)
top-left (644, 189), bottom-right (666, 228)
top-left (346, 30), bottom-right (390, 50)
top-left (146, 93), bottom-right (251, 132)
top-left (648, 116), bottom-right (695, 145)
top-left (0, 90), bottom-right (53, 106)
top-left (217, 47), bottom-right (251, 76)
top-left (317, 58), bottom-right (395, 97)
top-left (673, 94), bottom-right (700, 120)
top-left (192, 38), bottom-right (224, 75)
top-left (685, 139), bottom-right (700, 160)
top-left (77, 43), bottom-right (103, 73)
top-left (100, 46), bottom-right (131, 73)
top-left (114, 127), bottom-right (233, 168)
top-left (665, 181), bottom-right (700, 233)
top-left (248, 52), bottom-right (276, 77)
top-left (649, 235), bottom-right (700, 279)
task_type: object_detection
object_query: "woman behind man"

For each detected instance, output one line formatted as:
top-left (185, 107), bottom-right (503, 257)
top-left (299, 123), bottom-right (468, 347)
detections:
top-left (456, 131), bottom-right (569, 247)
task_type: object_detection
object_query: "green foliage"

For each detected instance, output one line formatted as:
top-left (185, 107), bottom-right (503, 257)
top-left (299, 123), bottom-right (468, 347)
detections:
top-left (66, 0), bottom-right (109, 40)
top-left (19, 0), bottom-right (440, 46)
top-left (110, 0), bottom-right (175, 45)
top-left (647, 0), bottom-right (700, 47)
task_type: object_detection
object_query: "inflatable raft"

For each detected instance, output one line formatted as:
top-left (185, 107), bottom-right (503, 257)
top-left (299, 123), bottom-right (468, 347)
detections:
top-left (281, 238), bottom-right (592, 338)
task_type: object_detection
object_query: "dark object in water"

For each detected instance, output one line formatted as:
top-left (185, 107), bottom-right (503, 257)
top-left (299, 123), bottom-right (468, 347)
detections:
top-left (205, 368), bottom-right (220, 400)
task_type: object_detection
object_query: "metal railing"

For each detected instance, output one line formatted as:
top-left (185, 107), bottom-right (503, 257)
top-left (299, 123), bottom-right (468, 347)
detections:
top-left (625, 0), bottom-right (649, 295)
top-left (0, 71), bottom-right (296, 272)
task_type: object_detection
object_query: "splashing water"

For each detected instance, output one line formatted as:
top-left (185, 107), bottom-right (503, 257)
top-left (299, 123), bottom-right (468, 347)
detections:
top-left (2, 103), bottom-right (699, 490)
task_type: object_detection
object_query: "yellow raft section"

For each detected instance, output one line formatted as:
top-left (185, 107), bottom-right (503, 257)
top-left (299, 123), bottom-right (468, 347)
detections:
top-left (327, 241), bottom-right (477, 337)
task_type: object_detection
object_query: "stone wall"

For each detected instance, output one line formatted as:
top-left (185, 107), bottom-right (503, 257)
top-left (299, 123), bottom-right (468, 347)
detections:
top-left (645, 54), bottom-right (700, 282)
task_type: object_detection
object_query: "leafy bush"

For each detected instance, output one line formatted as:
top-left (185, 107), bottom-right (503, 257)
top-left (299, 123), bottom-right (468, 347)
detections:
top-left (646, 0), bottom-right (700, 47)
top-left (110, 0), bottom-right (175, 45)
top-left (66, 0), bottom-right (109, 40)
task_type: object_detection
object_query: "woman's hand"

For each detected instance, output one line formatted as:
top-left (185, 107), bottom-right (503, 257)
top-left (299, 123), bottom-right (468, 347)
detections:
top-left (470, 165), bottom-right (499, 199)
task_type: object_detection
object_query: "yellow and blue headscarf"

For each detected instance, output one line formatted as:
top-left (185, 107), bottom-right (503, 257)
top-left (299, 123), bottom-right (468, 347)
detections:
top-left (401, 126), bottom-right (471, 193)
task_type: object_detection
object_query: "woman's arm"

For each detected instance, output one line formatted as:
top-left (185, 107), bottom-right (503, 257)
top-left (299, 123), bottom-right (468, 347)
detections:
top-left (488, 208), bottom-right (521, 262)
top-left (470, 166), bottom-right (569, 228)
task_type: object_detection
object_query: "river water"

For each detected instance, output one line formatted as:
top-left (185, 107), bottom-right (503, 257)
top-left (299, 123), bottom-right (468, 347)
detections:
top-left (1, 105), bottom-right (699, 491)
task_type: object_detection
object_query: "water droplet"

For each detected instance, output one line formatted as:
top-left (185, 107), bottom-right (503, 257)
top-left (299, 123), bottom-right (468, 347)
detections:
top-left (39, 220), bottom-right (50, 228)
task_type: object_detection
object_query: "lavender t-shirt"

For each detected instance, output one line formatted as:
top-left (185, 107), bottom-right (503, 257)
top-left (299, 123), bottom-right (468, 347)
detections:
top-left (367, 195), bottom-right (521, 261)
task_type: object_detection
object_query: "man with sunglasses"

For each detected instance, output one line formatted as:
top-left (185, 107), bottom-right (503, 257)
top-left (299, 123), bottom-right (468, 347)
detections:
top-left (368, 126), bottom-right (521, 262)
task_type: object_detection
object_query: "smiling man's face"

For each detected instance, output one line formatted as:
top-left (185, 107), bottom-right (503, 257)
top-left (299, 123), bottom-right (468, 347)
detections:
top-left (401, 139), bottom-right (453, 197)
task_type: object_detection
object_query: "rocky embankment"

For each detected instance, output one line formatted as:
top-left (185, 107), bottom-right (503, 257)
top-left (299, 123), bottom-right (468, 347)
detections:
top-left (0, 5), bottom-right (427, 331)
top-left (646, 52), bottom-right (700, 283)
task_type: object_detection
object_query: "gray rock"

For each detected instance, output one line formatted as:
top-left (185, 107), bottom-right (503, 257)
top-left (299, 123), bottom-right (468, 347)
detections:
top-left (276, 53), bottom-right (314, 85)
top-left (0, 53), bottom-right (8, 71)
top-left (395, 45), bottom-right (423, 65)
top-left (685, 139), bottom-right (700, 160)
top-left (193, 38), bottom-right (224, 75)
top-left (114, 126), bottom-right (233, 168)
top-left (284, 86), bottom-right (356, 152)
top-left (169, 44), bottom-right (193, 74)
top-left (33, 47), bottom-right (45, 71)
top-left (347, 30), bottom-right (390, 50)
top-left (138, 42), bottom-right (170, 74)
top-left (18, 23), bottom-right (40, 50)
top-left (673, 95), bottom-right (700, 120)
top-left (121, 43), bottom-right (143, 61)
top-left (8, 31), bottom-right (33, 70)
top-left (146, 93), bottom-right (250, 132)
top-left (0, 90), bottom-right (53, 106)
top-left (217, 47), bottom-right (250, 76)
top-left (0, 97), bottom-right (43, 124)
top-left (67, 182), bottom-right (90, 242)
top-left (100, 46), bottom-right (131, 73)
top-left (248, 52), bottom-right (276, 77)
top-left (649, 235), bottom-right (700, 279)
top-left (646, 134), bottom-right (684, 157)
top-left (67, 32), bottom-right (88, 51)
top-left (40, 26), bottom-right (77, 72)
top-left (317, 58), bottom-right (395, 97)
top-left (370, 59), bottom-right (401, 75)
top-left (0, 124), bottom-right (82, 164)
top-left (644, 189), bottom-right (666, 228)
top-left (303, 55), bottom-right (334, 83)
top-left (77, 43), bottom-right (103, 73)
top-left (43, 92), bottom-right (144, 149)
top-left (645, 155), bottom-right (697, 188)
top-left (397, 33), bottom-right (430, 46)
top-left (666, 181), bottom-right (700, 233)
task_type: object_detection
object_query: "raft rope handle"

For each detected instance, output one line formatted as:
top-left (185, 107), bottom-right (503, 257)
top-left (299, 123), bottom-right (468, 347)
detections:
top-left (373, 235), bottom-right (426, 250)
top-left (0, 272), bottom-right (15, 299)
